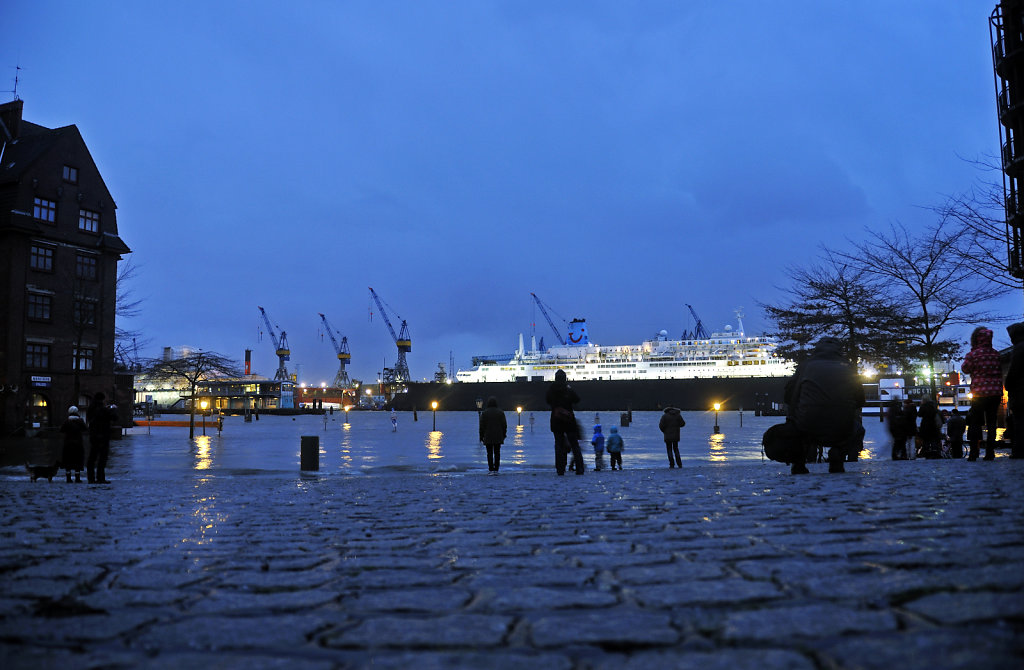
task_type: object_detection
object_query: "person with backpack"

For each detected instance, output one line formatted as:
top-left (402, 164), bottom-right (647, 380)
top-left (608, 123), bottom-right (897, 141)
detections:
top-left (658, 407), bottom-right (686, 468)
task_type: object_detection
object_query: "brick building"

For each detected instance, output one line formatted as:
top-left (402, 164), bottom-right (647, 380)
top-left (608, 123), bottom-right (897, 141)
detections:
top-left (0, 100), bottom-right (131, 435)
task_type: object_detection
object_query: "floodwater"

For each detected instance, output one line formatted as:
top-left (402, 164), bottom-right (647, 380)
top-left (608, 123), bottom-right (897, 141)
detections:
top-left (4, 410), bottom-right (897, 479)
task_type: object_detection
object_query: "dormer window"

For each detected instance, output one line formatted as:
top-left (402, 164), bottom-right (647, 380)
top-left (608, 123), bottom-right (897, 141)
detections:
top-left (63, 165), bottom-right (78, 183)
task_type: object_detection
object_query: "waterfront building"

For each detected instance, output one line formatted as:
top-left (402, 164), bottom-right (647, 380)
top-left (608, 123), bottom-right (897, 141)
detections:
top-left (0, 100), bottom-right (131, 435)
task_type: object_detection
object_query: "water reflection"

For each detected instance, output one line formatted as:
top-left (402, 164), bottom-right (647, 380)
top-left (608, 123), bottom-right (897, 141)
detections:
top-left (426, 430), bottom-right (443, 460)
top-left (708, 432), bottom-right (727, 462)
top-left (192, 435), bottom-right (212, 470)
top-left (338, 422), bottom-right (353, 468)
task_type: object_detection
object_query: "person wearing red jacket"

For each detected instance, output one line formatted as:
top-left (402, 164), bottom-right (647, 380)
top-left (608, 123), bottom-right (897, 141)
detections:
top-left (961, 326), bottom-right (1003, 461)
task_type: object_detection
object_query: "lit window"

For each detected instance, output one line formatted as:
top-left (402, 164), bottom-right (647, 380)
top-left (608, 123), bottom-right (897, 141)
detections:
top-left (33, 197), bottom-right (56, 223)
top-left (25, 344), bottom-right (50, 369)
top-left (29, 245), bottom-right (54, 272)
top-left (76, 254), bottom-right (97, 280)
top-left (73, 348), bottom-right (94, 371)
top-left (27, 294), bottom-right (51, 320)
top-left (63, 165), bottom-right (78, 183)
top-left (79, 209), bottom-right (100, 233)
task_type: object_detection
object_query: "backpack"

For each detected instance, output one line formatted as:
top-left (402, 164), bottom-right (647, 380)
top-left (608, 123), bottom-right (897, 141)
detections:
top-left (762, 420), bottom-right (805, 464)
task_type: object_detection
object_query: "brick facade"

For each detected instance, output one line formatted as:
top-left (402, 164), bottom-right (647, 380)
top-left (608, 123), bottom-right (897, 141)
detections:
top-left (0, 100), bottom-right (131, 435)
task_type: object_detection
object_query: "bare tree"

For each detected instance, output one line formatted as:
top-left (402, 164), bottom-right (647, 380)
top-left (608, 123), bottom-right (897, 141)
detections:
top-left (761, 251), bottom-right (900, 369)
top-left (140, 350), bottom-right (241, 438)
top-left (932, 158), bottom-right (1024, 296)
top-left (114, 257), bottom-right (148, 371)
top-left (839, 218), bottom-right (1007, 397)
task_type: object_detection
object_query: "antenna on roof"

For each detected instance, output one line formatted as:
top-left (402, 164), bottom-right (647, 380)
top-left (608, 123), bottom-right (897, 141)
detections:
top-left (4, 65), bottom-right (22, 101)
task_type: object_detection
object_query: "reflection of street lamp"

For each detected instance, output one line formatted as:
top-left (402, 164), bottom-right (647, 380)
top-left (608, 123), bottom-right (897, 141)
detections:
top-left (713, 402), bottom-right (720, 434)
top-left (431, 401), bottom-right (438, 431)
top-left (200, 399), bottom-right (209, 436)
top-left (517, 406), bottom-right (523, 425)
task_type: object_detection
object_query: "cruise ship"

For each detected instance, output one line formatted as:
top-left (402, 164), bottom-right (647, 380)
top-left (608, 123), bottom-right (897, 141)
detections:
top-left (456, 316), bottom-right (793, 384)
top-left (390, 315), bottom-right (796, 412)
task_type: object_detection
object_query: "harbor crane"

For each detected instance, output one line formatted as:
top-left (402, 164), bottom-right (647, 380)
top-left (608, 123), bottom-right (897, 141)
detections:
top-left (258, 306), bottom-right (291, 381)
top-left (368, 287), bottom-right (411, 383)
top-left (530, 292), bottom-right (566, 346)
top-left (685, 304), bottom-right (710, 340)
top-left (318, 313), bottom-right (351, 388)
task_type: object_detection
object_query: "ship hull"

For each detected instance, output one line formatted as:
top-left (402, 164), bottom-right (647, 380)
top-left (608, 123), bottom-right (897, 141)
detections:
top-left (390, 376), bottom-right (790, 413)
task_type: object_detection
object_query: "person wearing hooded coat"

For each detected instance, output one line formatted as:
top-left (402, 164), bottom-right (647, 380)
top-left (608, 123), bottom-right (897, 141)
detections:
top-left (961, 326), bottom-right (1003, 461)
top-left (1004, 322), bottom-right (1024, 459)
top-left (478, 396), bottom-right (507, 473)
top-left (658, 407), bottom-right (686, 468)
top-left (60, 406), bottom-right (86, 483)
top-left (545, 369), bottom-right (585, 475)
top-left (783, 337), bottom-right (865, 474)
top-left (591, 423), bottom-right (605, 471)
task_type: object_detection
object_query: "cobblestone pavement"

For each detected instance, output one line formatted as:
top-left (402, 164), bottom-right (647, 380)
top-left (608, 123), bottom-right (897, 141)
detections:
top-left (1, 458), bottom-right (1022, 669)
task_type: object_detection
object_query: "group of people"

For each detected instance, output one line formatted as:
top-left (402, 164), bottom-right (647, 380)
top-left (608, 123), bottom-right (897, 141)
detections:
top-left (886, 400), bottom-right (968, 460)
top-left (59, 391), bottom-right (119, 484)
top-left (765, 323), bottom-right (1024, 474)
top-left (477, 368), bottom-right (691, 475)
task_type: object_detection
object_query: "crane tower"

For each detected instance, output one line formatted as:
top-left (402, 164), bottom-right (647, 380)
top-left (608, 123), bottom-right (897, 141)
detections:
top-left (368, 287), bottom-right (411, 383)
top-left (318, 313), bottom-right (351, 388)
top-left (257, 306), bottom-right (291, 381)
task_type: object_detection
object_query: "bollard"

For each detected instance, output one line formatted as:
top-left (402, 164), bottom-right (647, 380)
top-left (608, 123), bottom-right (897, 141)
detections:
top-left (301, 435), bottom-right (319, 471)
top-left (620, 412), bottom-right (630, 427)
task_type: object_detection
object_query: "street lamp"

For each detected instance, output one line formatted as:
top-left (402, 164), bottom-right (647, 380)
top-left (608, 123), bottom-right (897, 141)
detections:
top-left (200, 399), bottom-right (209, 435)
top-left (517, 406), bottom-right (523, 425)
top-left (431, 401), bottom-right (438, 431)
top-left (344, 404), bottom-right (350, 424)
top-left (713, 402), bottom-right (721, 434)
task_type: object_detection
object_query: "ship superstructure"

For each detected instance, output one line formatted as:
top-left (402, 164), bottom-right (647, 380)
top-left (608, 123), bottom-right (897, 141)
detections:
top-left (456, 315), bottom-right (794, 384)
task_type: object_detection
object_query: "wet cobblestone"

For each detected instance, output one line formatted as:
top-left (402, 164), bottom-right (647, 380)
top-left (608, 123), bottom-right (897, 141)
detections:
top-left (1, 459), bottom-right (1022, 668)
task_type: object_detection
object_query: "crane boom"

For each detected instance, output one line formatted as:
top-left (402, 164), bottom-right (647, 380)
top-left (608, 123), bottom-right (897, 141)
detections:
top-left (318, 313), bottom-right (351, 387)
top-left (368, 287), bottom-right (411, 383)
top-left (685, 304), bottom-right (710, 339)
top-left (257, 306), bottom-right (291, 381)
top-left (530, 292), bottom-right (566, 345)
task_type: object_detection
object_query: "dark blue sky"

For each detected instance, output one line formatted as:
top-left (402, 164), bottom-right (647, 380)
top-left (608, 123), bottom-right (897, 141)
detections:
top-left (4, 1), bottom-right (1016, 384)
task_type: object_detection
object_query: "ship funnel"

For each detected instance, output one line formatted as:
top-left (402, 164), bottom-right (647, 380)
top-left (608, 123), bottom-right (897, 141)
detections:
top-left (567, 319), bottom-right (589, 346)
top-left (518, 333), bottom-right (525, 359)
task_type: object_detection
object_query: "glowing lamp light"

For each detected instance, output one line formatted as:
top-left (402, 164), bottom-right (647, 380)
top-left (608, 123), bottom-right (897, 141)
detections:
top-left (712, 402), bottom-right (721, 434)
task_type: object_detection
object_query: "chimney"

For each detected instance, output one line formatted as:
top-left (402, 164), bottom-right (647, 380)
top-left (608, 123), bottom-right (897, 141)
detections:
top-left (0, 100), bottom-right (24, 141)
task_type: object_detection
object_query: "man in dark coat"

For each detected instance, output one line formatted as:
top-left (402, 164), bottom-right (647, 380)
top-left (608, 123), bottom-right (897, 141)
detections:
top-left (86, 392), bottom-right (116, 484)
top-left (545, 369), bottom-right (584, 475)
top-left (784, 337), bottom-right (865, 474)
top-left (658, 407), bottom-right (686, 468)
top-left (1006, 322), bottom-right (1024, 459)
top-left (478, 396), bottom-right (507, 473)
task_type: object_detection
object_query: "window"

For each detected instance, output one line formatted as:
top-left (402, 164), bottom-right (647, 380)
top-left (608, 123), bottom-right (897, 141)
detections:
top-left (29, 245), bottom-right (54, 272)
top-left (78, 209), bottom-right (100, 233)
top-left (73, 348), bottom-right (94, 371)
top-left (27, 294), bottom-right (51, 320)
top-left (76, 254), bottom-right (97, 280)
top-left (25, 344), bottom-right (50, 369)
top-left (33, 197), bottom-right (56, 223)
top-left (62, 165), bottom-right (78, 183)
top-left (74, 300), bottom-right (96, 327)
